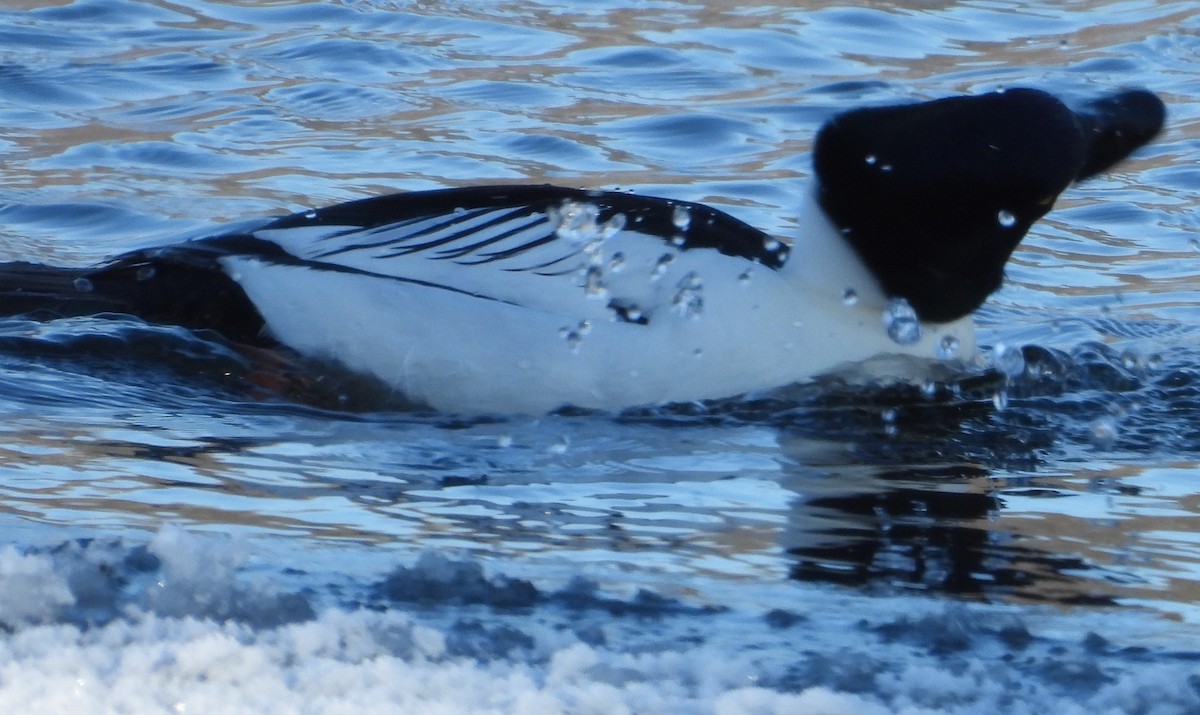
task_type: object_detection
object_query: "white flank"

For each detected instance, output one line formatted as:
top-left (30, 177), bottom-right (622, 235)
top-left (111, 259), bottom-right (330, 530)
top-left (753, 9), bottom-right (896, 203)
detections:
top-left (226, 187), bottom-right (975, 413)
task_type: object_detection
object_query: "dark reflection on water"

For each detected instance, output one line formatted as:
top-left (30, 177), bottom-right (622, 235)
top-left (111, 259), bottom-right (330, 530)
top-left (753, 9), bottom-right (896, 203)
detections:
top-left (736, 342), bottom-right (1200, 607)
top-left (781, 464), bottom-right (1135, 606)
top-left (785, 465), bottom-right (1005, 595)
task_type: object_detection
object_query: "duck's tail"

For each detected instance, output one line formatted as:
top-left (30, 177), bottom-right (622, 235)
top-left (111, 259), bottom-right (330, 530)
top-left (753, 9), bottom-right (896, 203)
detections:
top-left (0, 252), bottom-right (273, 346)
top-left (0, 261), bottom-right (129, 319)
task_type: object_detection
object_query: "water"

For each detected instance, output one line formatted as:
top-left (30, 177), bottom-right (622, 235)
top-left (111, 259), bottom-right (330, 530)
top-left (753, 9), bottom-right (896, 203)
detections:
top-left (1, 0), bottom-right (1199, 712)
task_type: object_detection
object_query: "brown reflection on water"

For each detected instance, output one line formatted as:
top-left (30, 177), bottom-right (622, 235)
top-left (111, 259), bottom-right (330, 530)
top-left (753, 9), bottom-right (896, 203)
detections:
top-left (0, 418), bottom-right (403, 544)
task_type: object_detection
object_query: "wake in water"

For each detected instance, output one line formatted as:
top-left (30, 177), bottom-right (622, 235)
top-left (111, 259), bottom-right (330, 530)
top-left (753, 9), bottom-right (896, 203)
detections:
top-left (0, 309), bottom-right (1194, 461)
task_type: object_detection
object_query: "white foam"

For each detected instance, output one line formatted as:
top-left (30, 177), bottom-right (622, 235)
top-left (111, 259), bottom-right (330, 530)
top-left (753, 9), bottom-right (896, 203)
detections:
top-left (0, 528), bottom-right (1196, 714)
top-left (0, 606), bottom-right (1197, 715)
top-left (0, 546), bottom-right (73, 626)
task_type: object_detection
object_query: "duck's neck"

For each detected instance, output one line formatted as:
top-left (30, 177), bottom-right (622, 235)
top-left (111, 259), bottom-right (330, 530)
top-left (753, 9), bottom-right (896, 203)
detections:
top-left (781, 187), bottom-right (887, 310)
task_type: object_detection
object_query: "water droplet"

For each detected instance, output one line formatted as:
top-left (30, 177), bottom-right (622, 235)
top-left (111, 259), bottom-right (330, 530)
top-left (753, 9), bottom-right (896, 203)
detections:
top-left (738, 269), bottom-right (752, 285)
top-left (1120, 348), bottom-right (1140, 371)
top-left (550, 200), bottom-right (613, 245)
top-left (672, 271), bottom-right (704, 319)
top-left (135, 265), bottom-right (156, 282)
top-left (865, 154), bottom-right (878, 165)
top-left (997, 209), bottom-right (1017, 228)
top-left (497, 435), bottom-right (513, 448)
top-left (608, 301), bottom-right (644, 324)
top-left (651, 253), bottom-right (674, 280)
top-left (609, 252), bottom-right (625, 273)
top-left (1089, 417), bottom-right (1118, 450)
top-left (880, 164), bottom-right (893, 173)
top-left (672, 204), bottom-right (692, 231)
top-left (763, 238), bottom-right (782, 253)
top-left (559, 324), bottom-right (587, 352)
top-left (992, 342), bottom-right (1026, 378)
top-left (603, 213), bottom-right (625, 237)
top-left (920, 380), bottom-right (938, 399)
top-left (303, 210), bottom-right (318, 220)
top-left (583, 265), bottom-right (607, 299)
top-left (1190, 237), bottom-right (1200, 252)
top-left (72, 277), bottom-right (93, 293)
top-left (936, 335), bottom-right (959, 360)
top-left (842, 288), bottom-right (858, 306)
top-left (562, 331), bottom-right (583, 352)
top-left (692, 348), bottom-right (703, 359)
top-left (1145, 353), bottom-right (1162, 371)
top-left (882, 297), bottom-right (921, 345)
top-left (880, 408), bottom-right (899, 436)
top-left (992, 389), bottom-right (1008, 411)
top-left (562, 202), bottom-right (600, 240)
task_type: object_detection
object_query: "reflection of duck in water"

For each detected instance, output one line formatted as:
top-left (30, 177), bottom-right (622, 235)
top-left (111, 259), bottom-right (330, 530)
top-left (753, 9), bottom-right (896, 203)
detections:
top-left (787, 463), bottom-right (1002, 596)
top-left (785, 458), bottom-right (1133, 606)
top-left (0, 88), bottom-right (1164, 413)
top-left (775, 368), bottom-right (1173, 605)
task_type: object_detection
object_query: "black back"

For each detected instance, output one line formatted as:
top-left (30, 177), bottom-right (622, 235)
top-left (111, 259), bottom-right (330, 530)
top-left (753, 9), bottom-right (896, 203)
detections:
top-left (814, 88), bottom-right (1165, 323)
top-left (265, 184), bottom-right (787, 268)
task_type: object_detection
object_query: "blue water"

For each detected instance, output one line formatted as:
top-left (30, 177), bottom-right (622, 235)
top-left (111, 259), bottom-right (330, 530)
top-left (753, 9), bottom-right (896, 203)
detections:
top-left (0, 1), bottom-right (1198, 712)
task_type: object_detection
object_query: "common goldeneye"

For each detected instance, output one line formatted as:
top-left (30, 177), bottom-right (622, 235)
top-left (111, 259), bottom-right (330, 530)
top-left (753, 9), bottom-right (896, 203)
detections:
top-left (0, 87), bottom-right (1165, 413)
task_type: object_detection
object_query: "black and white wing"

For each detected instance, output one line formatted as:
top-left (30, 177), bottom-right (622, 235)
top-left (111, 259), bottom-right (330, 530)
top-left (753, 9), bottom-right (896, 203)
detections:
top-left (200, 185), bottom-right (789, 321)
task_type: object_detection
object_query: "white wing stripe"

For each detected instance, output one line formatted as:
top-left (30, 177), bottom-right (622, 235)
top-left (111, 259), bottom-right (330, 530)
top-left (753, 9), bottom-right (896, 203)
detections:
top-left (292, 207), bottom-right (549, 263)
top-left (398, 213), bottom-right (549, 260)
top-left (374, 209), bottom-right (536, 257)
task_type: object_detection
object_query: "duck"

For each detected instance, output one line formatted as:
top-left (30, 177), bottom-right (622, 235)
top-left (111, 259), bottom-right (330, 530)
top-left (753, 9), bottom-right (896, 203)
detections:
top-left (0, 87), bottom-right (1165, 414)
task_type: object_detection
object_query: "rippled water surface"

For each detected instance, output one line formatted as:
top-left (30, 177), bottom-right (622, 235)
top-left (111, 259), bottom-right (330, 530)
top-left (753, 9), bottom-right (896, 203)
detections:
top-left (0, 1), bottom-right (1199, 712)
